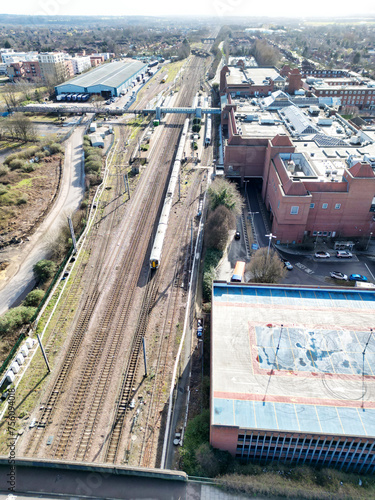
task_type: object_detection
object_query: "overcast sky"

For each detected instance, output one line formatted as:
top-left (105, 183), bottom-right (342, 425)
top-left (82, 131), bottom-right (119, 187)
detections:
top-left (1, 0), bottom-right (375, 19)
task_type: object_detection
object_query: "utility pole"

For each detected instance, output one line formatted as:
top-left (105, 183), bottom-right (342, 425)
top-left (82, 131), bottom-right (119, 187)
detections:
top-left (67, 216), bottom-right (77, 254)
top-left (37, 333), bottom-right (50, 373)
top-left (123, 173), bottom-right (130, 199)
top-left (142, 337), bottom-right (147, 377)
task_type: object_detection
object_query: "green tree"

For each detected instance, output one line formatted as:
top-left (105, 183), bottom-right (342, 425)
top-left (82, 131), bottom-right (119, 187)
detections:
top-left (23, 289), bottom-right (45, 307)
top-left (208, 178), bottom-right (243, 215)
top-left (205, 205), bottom-right (235, 251)
top-left (0, 306), bottom-right (36, 334)
top-left (33, 260), bottom-right (57, 283)
top-left (4, 40), bottom-right (11, 49)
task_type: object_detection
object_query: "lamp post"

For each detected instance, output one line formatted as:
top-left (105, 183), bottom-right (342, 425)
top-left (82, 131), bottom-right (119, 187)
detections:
top-left (366, 232), bottom-right (373, 251)
top-left (266, 233), bottom-right (277, 258)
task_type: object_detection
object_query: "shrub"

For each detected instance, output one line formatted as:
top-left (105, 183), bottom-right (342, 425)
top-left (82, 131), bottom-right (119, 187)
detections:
top-left (180, 410), bottom-right (210, 475)
top-left (0, 306), bottom-right (36, 334)
top-left (4, 153), bottom-right (19, 165)
top-left (85, 160), bottom-right (101, 173)
top-left (80, 199), bottom-right (89, 209)
top-left (0, 164), bottom-right (9, 177)
top-left (85, 154), bottom-right (102, 164)
top-left (33, 259), bottom-right (57, 283)
top-left (192, 124), bottom-right (201, 133)
top-left (202, 248), bottom-right (222, 301)
top-left (23, 289), bottom-right (45, 307)
top-left (16, 194), bottom-right (28, 205)
top-left (48, 142), bottom-right (63, 154)
top-left (21, 163), bottom-right (36, 173)
top-left (0, 184), bottom-right (8, 196)
top-left (9, 159), bottom-right (25, 170)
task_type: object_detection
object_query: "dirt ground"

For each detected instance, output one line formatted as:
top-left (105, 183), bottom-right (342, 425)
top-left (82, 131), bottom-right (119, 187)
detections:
top-left (0, 156), bottom-right (62, 248)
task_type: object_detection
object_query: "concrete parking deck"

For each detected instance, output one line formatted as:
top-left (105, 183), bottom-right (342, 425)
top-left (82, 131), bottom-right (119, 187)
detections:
top-left (212, 283), bottom-right (375, 438)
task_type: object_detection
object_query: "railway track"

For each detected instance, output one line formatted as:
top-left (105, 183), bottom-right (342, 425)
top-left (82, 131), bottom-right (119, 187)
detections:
top-left (137, 171), bottom-right (204, 468)
top-left (102, 57), bottom-right (207, 465)
top-left (21, 56), bottom-right (207, 464)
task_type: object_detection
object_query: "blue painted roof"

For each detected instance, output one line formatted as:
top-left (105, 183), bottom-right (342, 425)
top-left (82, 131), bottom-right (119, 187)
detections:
top-left (212, 283), bottom-right (375, 437)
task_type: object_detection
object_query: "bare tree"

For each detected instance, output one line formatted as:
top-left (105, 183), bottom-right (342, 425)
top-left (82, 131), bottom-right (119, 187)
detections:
top-left (2, 84), bottom-right (19, 110)
top-left (2, 113), bottom-right (36, 142)
top-left (246, 248), bottom-right (286, 284)
top-left (90, 95), bottom-right (105, 113)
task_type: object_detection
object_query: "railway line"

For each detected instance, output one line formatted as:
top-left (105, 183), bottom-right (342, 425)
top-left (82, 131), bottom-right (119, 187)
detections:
top-left (19, 55), bottom-right (208, 466)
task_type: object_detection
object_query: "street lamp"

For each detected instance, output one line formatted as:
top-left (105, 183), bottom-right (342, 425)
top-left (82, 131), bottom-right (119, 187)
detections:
top-left (366, 232), bottom-right (373, 251)
top-left (265, 233), bottom-right (277, 258)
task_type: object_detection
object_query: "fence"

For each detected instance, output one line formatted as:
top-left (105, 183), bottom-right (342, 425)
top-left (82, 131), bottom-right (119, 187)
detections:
top-left (0, 219), bottom-right (87, 379)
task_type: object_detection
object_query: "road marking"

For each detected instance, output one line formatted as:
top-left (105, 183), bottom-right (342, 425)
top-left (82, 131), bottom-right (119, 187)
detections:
top-left (364, 263), bottom-right (375, 281)
top-left (295, 262), bottom-right (315, 274)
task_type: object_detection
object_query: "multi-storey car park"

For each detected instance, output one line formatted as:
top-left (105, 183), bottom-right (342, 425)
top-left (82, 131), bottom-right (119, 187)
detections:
top-left (210, 281), bottom-right (375, 473)
top-left (219, 63), bottom-right (375, 244)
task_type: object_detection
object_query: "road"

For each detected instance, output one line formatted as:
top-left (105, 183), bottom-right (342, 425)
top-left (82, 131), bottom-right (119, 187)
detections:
top-left (0, 124), bottom-right (86, 314)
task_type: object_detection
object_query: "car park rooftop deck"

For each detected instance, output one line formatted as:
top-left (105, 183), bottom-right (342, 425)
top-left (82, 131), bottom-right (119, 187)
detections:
top-left (211, 282), bottom-right (375, 437)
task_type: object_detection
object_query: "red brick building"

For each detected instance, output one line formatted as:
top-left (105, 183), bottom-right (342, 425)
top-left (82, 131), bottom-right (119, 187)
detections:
top-left (8, 60), bottom-right (41, 81)
top-left (220, 67), bottom-right (375, 242)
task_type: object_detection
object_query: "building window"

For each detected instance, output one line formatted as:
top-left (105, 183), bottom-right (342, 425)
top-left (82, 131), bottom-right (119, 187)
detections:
top-left (322, 203), bottom-right (328, 209)
top-left (335, 203), bottom-right (341, 209)
top-left (310, 203), bottom-right (315, 209)
top-left (290, 206), bottom-right (299, 215)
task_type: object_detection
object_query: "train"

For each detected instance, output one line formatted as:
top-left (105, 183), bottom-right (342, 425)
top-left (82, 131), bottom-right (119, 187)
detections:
top-left (150, 118), bottom-right (189, 269)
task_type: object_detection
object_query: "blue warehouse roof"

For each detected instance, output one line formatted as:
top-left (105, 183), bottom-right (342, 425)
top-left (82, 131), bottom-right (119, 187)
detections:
top-left (56, 60), bottom-right (147, 91)
top-left (211, 282), bottom-right (375, 438)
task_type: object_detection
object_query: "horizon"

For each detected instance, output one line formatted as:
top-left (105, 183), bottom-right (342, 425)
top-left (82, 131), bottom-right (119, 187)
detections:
top-left (1, 1), bottom-right (375, 20)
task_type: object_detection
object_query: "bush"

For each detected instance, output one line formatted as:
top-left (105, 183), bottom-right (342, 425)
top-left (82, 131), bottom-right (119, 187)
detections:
top-left (21, 163), bottom-right (36, 173)
top-left (9, 159), bottom-right (25, 170)
top-left (23, 289), bottom-right (45, 307)
top-left (202, 248), bottom-right (222, 301)
top-left (4, 153), bottom-right (19, 165)
top-left (0, 184), bottom-right (8, 195)
top-left (16, 194), bottom-right (28, 205)
top-left (180, 410), bottom-right (210, 475)
top-left (48, 142), bottom-right (63, 154)
top-left (0, 306), bottom-right (36, 334)
top-left (85, 160), bottom-right (101, 173)
top-left (205, 205), bottom-right (235, 251)
top-left (85, 154), bottom-right (102, 164)
top-left (192, 124), bottom-right (201, 133)
top-left (33, 259), bottom-right (57, 283)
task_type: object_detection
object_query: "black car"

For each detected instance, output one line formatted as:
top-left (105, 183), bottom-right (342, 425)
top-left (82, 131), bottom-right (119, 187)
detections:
top-left (234, 231), bottom-right (241, 240)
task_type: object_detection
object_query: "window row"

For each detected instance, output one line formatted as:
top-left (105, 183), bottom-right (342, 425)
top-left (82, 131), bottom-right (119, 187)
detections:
top-left (288, 203), bottom-right (341, 214)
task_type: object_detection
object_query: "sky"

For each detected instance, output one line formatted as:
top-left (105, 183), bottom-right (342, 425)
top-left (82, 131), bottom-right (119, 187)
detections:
top-left (1, 0), bottom-right (375, 19)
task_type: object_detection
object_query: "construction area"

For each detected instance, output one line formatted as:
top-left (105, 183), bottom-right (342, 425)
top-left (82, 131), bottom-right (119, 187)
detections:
top-left (210, 282), bottom-right (375, 473)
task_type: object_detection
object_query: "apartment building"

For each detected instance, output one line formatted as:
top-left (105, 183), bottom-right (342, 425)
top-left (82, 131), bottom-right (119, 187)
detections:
top-left (37, 52), bottom-right (67, 84)
top-left (7, 60), bottom-right (41, 81)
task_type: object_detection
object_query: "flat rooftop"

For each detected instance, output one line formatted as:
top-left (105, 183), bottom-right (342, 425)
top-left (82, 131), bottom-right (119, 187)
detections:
top-left (226, 66), bottom-right (281, 86)
top-left (56, 60), bottom-right (146, 90)
top-left (212, 283), bottom-right (375, 438)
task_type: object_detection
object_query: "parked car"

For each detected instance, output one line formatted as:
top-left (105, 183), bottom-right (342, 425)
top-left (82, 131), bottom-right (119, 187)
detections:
top-left (283, 261), bottom-right (293, 270)
top-left (330, 271), bottom-right (348, 281)
top-left (197, 318), bottom-right (203, 338)
top-left (336, 250), bottom-right (353, 258)
top-left (349, 274), bottom-right (368, 282)
top-left (234, 231), bottom-right (241, 240)
top-left (315, 251), bottom-right (330, 258)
